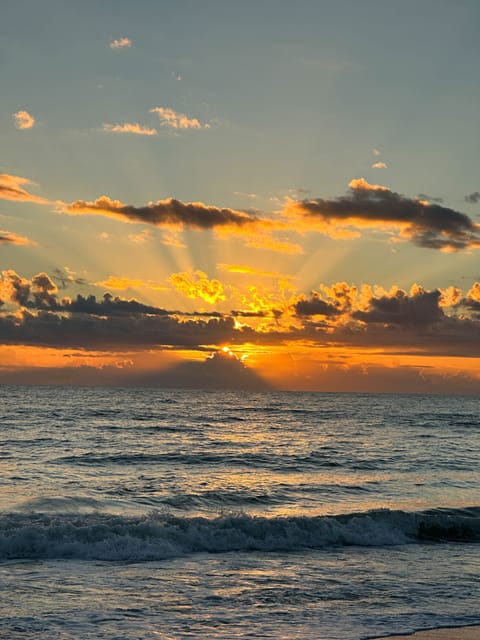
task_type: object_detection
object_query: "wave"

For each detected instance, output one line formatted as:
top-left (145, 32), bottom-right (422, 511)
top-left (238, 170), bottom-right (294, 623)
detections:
top-left (1, 507), bottom-right (479, 562)
top-left (54, 450), bottom-right (377, 471)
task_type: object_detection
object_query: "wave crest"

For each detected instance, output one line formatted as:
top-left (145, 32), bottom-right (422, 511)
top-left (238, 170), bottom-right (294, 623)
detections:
top-left (1, 507), bottom-right (478, 562)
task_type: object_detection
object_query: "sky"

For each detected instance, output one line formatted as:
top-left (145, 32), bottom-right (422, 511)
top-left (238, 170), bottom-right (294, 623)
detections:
top-left (1, 0), bottom-right (480, 393)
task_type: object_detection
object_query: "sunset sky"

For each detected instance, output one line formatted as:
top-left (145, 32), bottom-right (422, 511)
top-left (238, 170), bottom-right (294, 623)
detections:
top-left (1, 0), bottom-right (479, 393)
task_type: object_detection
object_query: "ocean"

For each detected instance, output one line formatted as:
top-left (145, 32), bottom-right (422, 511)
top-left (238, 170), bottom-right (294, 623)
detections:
top-left (1, 386), bottom-right (479, 640)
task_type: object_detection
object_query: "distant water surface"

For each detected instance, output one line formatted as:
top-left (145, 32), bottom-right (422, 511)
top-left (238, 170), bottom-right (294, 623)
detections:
top-left (1, 387), bottom-right (479, 639)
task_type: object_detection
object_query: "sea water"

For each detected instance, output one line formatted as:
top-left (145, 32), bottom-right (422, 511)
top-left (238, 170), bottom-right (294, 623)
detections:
top-left (0, 386), bottom-right (479, 639)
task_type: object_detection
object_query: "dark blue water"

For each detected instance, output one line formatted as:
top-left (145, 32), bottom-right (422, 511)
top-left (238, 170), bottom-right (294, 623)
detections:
top-left (1, 387), bottom-right (479, 639)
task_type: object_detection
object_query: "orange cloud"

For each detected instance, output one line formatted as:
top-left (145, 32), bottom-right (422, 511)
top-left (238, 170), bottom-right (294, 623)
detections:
top-left (128, 229), bottom-right (152, 243)
top-left (95, 276), bottom-right (168, 291)
top-left (13, 110), bottom-right (35, 130)
top-left (170, 271), bottom-right (226, 305)
top-left (245, 233), bottom-right (303, 254)
top-left (109, 37), bottom-right (132, 49)
top-left (218, 264), bottom-right (283, 278)
top-left (102, 122), bottom-right (158, 135)
top-left (0, 174), bottom-right (49, 204)
top-left (0, 230), bottom-right (35, 246)
top-left (150, 107), bottom-right (210, 130)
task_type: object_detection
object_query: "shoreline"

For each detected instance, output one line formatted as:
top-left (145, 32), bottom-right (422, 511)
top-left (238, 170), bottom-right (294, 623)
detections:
top-left (375, 626), bottom-right (480, 640)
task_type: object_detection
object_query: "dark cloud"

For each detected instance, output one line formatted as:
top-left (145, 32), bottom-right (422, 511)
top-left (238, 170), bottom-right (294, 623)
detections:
top-left (64, 293), bottom-right (170, 317)
top-left (287, 361), bottom-right (480, 396)
top-left (465, 192), bottom-right (480, 204)
top-left (294, 294), bottom-right (341, 317)
top-left (231, 310), bottom-right (268, 318)
top-left (352, 289), bottom-right (443, 327)
top-left (0, 352), bottom-right (272, 391)
top-left (31, 272), bottom-right (58, 308)
top-left (459, 284), bottom-right (480, 313)
top-left (0, 308), bottom-right (251, 350)
top-left (131, 351), bottom-right (272, 391)
top-left (52, 268), bottom-right (88, 289)
top-left (288, 179), bottom-right (480, 251)
top-left (63, 196), bottom-right (265, 231)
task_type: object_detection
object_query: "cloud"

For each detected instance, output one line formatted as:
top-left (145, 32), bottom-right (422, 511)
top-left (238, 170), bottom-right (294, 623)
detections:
top-left (150, 107), bottom-right (210, 130)
top-left (1, 271), bottom-right (480, 369)
top-left (371, 161), bottom-right (388, 169)
top-left (170, 271), bottom-right (225, 304)
top-left (128, 229), bottom-right (152, 243)
top-left (0, 270), bottom-right (167, 314)
top-left (0, 306), bottom-right (245, 350)
top-left (60, 195), bottom-right (265, 231)
top-left (13, 110), bottom-right (35, 130)
top-left (460, 282), bottom-right (480, 312)
top-left (59, 193), bottom-right (300, 252)
top-left (160, 230), bottom-right (187, 248)
top-left (52, 267), bottom-right (88, 289)
top-left (58, 179), bottom-right (479, 254)
top-left (284, 178), bottom-right (480, 251)
top-left (465, 191), bottom-right (480, 204)
top-left (294, 294), bottom-right (342, 317)
top-left (95, 276), bottom-right (168, 291)
top-left (244, 233), bottom-right (303, 254)
top-left (417, 193), bottom-right (444, 204)
top-left (234, 191), bottom-right (258, 200)
top-left (352, 287), bottom-right (443, 327)
top-left (0, 270), bottom-right (58, 308)
top-left (373, 148), bottom-right (381, 156)
top-left (218, 264), bottom-right (283, 278)
top-left (102, 122), bottom-right (158, 136)
top-left (132, 350), bottom-right (272, 390)
top-left (0, 230), bottom-right (34, 246)
top-left (289, 282), bottom-right (480, 359)
top-left (0, 174), bottom-right (49, 205)
top-left (109, 37), bottom-right (132, 49)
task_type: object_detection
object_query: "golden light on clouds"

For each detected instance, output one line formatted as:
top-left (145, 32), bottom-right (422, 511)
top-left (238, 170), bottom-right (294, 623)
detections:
top-left (170, 270), bottom-right (226, 304)
top-left (95, 276), bottom-right (168, 291)
top-left (102, 123), bottom-right (158, 135)
top-left (109, 37), bottom-right (132, 49)
top-left (150, 107), bottom-right (210, 130)
top-left (13, 110), bottom-right (35, 130)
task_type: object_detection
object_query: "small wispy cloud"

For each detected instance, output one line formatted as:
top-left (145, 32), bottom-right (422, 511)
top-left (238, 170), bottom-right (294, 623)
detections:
top-left (218, 264), bottom-right (281, 278)
top-left (234, 191), bottom-right (258, 200)
top-left (0, 229), bottom-right (35, 246)
top-left (95, 276), bottom-right (168, 291)
top-left (150, 107), bottom-right (210, 130)
top-left (371, 161), bottom-right (388, 169)
top-left (161, 231), bottom-right (187, 248)
top-left (465, 191), bottom-right (480, 204)
top-left (128, 229), bottom-right (152, 244)
top-left (109, 37), bottom-right (132, 50)
top-left (102, 122), bottom-right (158, 136)
top-left (373, 148), bottom-right (381, 157)
top-left (171, 71), bottom-right (183, 81)
top-left (417, 193), bottom-right (444, 204)
top-left (13, 110), bottom-right (35, 130)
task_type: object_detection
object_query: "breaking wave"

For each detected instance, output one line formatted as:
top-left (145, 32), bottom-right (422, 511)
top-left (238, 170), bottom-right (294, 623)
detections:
top-left (1, 506), bottom-right (479, 562)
